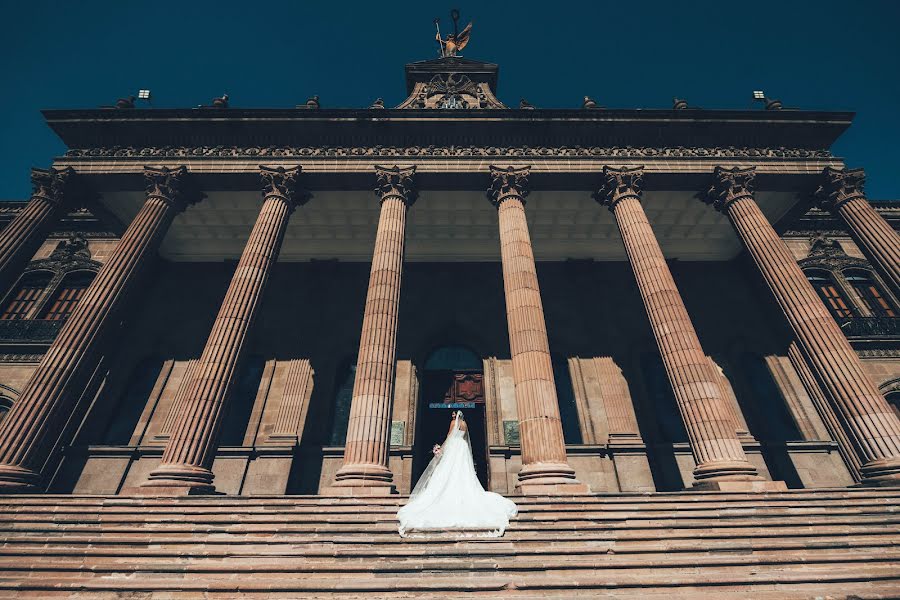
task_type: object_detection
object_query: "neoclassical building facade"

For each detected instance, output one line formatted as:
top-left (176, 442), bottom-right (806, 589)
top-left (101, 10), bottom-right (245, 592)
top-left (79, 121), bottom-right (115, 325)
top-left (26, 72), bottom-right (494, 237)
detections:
top-left (0, 56), bottom-right (898, 502)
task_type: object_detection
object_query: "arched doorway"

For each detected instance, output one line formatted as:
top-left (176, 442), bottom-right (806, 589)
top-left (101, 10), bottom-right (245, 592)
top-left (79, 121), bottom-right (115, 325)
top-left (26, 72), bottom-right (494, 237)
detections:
top-left (413, 346), bottom-right (489, 488)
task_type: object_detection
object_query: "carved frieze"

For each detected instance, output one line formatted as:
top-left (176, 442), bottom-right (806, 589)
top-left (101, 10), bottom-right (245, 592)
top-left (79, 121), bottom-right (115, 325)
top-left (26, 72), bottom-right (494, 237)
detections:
top-left (64, 145), bottom-right (834, 160)
top-left (395, 73), bottom-right (506, 110)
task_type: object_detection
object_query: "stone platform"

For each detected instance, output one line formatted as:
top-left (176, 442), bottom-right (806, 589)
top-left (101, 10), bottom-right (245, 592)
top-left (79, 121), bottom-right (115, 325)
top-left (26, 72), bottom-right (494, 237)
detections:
top-left (0, 489), bottom-right (898, 598)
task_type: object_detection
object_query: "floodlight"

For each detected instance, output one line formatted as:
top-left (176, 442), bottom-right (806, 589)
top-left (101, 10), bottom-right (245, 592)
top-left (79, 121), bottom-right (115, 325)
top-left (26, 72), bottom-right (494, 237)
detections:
top-left (138, 89), bottom-right (151, 100)
top-left (752, 90), bottom-right (765, 100)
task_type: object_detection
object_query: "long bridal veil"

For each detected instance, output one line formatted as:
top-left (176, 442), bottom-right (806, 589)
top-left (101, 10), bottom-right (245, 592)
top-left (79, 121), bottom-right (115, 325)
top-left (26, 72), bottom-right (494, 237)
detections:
top-left (398, 412), bottom-right (518, 537)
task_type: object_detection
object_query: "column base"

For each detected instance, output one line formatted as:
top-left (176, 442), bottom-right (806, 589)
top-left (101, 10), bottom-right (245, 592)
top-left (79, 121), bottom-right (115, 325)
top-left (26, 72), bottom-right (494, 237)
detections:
top-left (692, 459), bottom-right (760, 482)
top-left (516, 461), bottom-right (590, 495)
top-left (692, 479), bottom-right (788, 492)
top-left (327, 462), bottom-right (397, 495)
top-left (139, 463), bottom-right (216, 495)
top-left (0, 464), bottom-right (43, 494)
top-left (860, 458), bottom-right (900, 487)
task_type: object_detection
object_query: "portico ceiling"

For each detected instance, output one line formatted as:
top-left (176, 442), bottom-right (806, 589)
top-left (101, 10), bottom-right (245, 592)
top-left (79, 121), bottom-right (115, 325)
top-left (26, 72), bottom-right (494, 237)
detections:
top-left (99, 189), bottom-right (797, 262)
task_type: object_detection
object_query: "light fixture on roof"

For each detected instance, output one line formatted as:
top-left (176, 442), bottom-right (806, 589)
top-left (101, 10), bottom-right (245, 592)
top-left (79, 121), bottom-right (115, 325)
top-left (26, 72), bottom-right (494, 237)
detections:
top-left (752, 90), bottom-right (782, 111)
top-left (137, 89), bottom-right (151, 100)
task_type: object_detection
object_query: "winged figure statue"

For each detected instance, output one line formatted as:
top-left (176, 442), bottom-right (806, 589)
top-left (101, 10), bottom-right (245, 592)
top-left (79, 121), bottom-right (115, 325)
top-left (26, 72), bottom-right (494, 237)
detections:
top-left (435, 15), bottom-right (472, 58)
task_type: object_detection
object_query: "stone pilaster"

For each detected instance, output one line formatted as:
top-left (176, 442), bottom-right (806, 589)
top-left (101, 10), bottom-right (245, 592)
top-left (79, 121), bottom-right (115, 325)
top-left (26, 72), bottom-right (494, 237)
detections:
top-left (0, 167), bottom-right (75, 293)
top-left (328, 165), bottom-right (415, 495)
top-left (705, 166), bottom-right (900, 486)
top-left (0, 166), bottom-right (198, 493)
top-left (488, 166), bottom-right (587, 494)
top-left (141, 166), bottom-right (302, 495)
top-left (596, 166), bottom-right (774, 491)
top-left (814, 167), bottom-right (900, 297)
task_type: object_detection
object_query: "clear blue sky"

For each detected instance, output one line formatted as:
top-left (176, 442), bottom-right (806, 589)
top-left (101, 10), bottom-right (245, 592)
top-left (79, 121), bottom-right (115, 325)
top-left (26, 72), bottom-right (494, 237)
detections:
top-left (1, 1), bottom-right (898, 199)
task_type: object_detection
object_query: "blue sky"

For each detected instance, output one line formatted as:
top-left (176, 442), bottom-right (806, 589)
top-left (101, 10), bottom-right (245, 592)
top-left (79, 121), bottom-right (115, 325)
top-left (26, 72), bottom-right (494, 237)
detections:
top-left (1, 1), bottom-right (898, 199)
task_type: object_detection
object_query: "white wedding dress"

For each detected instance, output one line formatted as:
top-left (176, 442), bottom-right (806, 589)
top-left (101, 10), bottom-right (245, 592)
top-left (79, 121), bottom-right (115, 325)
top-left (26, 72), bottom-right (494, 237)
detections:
top-left (398, 414), bottom-right (518, 537)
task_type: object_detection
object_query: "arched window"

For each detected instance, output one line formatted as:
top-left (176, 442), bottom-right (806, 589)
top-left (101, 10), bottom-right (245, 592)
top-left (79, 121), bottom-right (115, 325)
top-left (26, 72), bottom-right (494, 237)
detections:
top-left (887, 391), bottom-right (900, 422)
top-left (219, 355), bottom-right (266, 446)
top-left (844, 270), bottom-right (896, 317)
top-left (329, 358), bottom-right (357, 446)
top-left (805, 270), bottom-right (853, 319)
top-left (0, 271), bottom-right (52, 320)
top-left (0, 396), bottom-right (12, 426)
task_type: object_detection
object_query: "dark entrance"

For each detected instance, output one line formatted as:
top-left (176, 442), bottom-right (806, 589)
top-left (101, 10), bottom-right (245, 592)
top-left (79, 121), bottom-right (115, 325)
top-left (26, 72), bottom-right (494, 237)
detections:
top-left (413, 347), bottom-right (489, 489)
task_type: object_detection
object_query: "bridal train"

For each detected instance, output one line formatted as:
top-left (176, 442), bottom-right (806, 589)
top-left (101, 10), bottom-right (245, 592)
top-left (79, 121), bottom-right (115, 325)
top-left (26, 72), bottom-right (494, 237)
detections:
top-left (398, 411), bottom-right (518, 537)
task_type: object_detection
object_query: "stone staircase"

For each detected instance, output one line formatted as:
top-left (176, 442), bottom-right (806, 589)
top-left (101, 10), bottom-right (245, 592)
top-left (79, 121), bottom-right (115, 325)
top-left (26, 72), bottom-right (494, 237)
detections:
top-left (0, 488), bottom-right (898, 599)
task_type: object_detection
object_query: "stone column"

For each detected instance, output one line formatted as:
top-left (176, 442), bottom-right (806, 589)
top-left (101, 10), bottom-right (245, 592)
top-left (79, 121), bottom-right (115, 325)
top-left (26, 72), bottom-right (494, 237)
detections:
top-left (595, 167), bottom-right (776, 491)
top-left (488, 166), bottom-right (587, 494)
top-left (0, 166), bottom-right (198, 493)
top-left (0, 167), bottom-right (75, 293)
top-left (141, 166), bottom-right (302, 495)
top-left (328, 166), bottom-right (415, 495)
top-left (815, 167), bottom-right (900, 297)
top-left (704, 166), bottom-right (900, 486)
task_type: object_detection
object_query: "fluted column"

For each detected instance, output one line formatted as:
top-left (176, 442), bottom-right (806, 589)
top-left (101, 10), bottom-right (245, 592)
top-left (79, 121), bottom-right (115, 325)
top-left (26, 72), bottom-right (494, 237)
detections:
top-left (328, 166), bottom-right (415, 495)
top-left (0, 167), bottom-right (75, 293)
top-left (488, 166), bottom-right (587, 494)
top-left (596, 167), bottom-right (773, 491)
top-left (0, 166), bottom-right (198, 493)
top-left (141, 166), bottom-right (302, 494)
top-left (815, 167), bottom-right (900, 297)
top-left (705, 166), bottom-right (900, 486)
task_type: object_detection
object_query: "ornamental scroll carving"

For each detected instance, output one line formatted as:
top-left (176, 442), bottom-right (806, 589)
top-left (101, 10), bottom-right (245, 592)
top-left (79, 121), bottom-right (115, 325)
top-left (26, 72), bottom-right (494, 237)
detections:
top-left (395, 74), bottom-right (506, 110)
top-left (64, 146), bottom-right (834, 160)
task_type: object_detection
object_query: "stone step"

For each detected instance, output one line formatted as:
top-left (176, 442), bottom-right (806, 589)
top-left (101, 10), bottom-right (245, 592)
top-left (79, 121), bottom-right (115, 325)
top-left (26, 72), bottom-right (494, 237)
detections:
top-left (0, 563), bottom-right (897, 594)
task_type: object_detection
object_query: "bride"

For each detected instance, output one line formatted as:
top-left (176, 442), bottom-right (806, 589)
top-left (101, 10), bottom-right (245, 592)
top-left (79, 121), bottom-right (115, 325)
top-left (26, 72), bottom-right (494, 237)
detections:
top-left (398, 410), bottom-right (518, 537)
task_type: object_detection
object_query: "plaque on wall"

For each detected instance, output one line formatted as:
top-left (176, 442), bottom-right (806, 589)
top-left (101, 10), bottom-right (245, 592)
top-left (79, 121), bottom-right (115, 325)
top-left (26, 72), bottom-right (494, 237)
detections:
top-left (390, 421), bottom-right (405, 446)
top-left (503, 420), bottom-right (520, 446)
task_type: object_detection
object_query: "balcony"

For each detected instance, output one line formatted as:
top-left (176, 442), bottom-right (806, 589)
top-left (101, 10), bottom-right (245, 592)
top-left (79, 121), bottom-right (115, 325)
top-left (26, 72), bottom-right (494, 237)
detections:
top-left (837, 317), bottom-right (900, 341)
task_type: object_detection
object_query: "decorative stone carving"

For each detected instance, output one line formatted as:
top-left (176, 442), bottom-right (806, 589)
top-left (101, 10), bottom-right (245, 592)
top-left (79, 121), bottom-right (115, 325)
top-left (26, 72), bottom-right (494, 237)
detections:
top-left (259, 165), bottom-right (304, 206)
top-left (702, 165), bottom-right (757, 212)
top-left (487, 165), bottom-right (530, 207)
top-left (64, 145), bottom-right (835, 160)
top-left (143, 166), bottom-right (201, 210)
top-left (798, 233), bottom-right (871, 272)
top-left (30, 167), bottom-right (75, 206)
top-left (395, 73), bottom-right (506, 110)
top-left (594, 165), bottom-right (644, 208)
top-left (373, 165), bottom-right (417, 206)
top-left (815, 166), bottom-right (866, 211)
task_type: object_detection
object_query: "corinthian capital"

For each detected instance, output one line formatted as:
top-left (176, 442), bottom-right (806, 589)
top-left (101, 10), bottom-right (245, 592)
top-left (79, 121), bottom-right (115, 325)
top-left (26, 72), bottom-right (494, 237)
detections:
top-left (259, 165), bottom-right (307, 207)
top-left (814, 166), bottom-right (866, 211)
top-left (144, 166), bottom-right (202, 211)
top-left (487, 165), bottom-right (530, 207)
top-left (593, 166), bottom-right (644, 209)
top-left (31, 167), bottom-right (75, 206)
top-left (702, 166), bottom-right (757, 213)
top-left (374, 165), bottom-right (417, 205)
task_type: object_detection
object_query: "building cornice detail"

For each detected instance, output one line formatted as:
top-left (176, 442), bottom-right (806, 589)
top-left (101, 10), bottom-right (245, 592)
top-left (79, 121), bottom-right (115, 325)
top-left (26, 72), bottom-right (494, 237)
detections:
top-left (63, 145), bottom-right (835, 160)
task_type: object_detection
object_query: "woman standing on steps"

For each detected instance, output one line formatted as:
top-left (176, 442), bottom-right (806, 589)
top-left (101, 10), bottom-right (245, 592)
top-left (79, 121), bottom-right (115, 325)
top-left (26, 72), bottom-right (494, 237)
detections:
top-left (398, 411), bottom-right (518, 537)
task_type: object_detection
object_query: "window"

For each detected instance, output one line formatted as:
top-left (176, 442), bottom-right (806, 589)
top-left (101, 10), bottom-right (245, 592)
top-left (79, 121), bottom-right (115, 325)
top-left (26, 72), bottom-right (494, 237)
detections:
top-left (0, 272), bottom-right (52, 320)
top-left (845, 271), bottom-right (896, 317)
top-left (640, 353), bottom-right (687, 443)
top-left (103, 357), bottom-right (163, 444)
top-left (219, 355), bottom-right (266, 446)
top-left (329, 359), bottom-right (357, 446)
top-left (552, 359), bottom-right (583, 444)
top-left (40, 271), bottom-right (95, 321)
top-left (805, 271), bottom-right (853, 319)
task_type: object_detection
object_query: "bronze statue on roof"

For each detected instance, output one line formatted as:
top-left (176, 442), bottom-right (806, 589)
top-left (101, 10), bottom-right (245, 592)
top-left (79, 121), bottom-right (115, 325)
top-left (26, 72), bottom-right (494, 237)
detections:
top-left (434, 9), bottom-right (472, 58)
